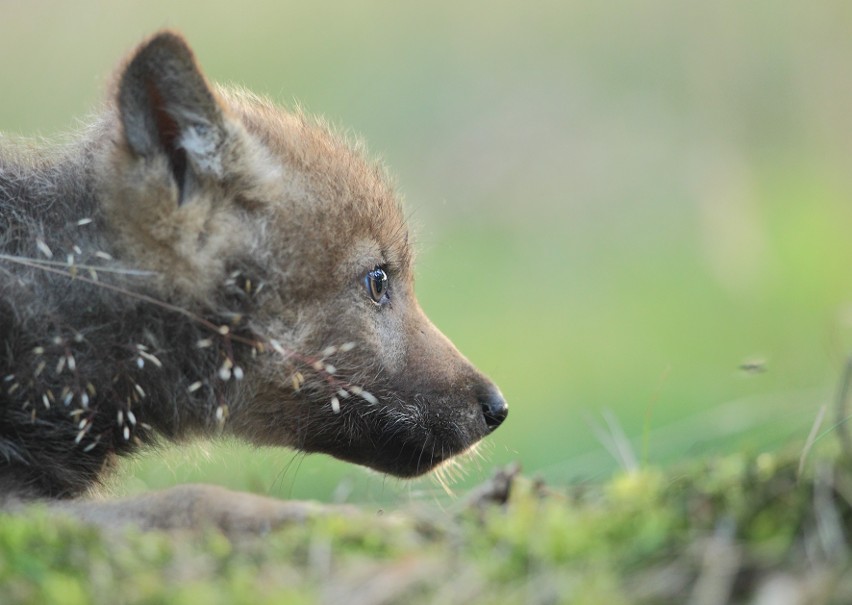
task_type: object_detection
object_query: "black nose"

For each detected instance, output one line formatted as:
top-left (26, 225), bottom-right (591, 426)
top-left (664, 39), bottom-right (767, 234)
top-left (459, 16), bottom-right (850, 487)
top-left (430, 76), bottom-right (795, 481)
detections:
top-left (479, 386), bottom-right (508, 432)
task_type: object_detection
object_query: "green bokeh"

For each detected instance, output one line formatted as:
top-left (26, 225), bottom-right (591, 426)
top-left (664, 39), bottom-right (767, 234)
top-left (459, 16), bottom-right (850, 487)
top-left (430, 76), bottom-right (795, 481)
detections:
top-left (3, 1), bottom-right (852, 502)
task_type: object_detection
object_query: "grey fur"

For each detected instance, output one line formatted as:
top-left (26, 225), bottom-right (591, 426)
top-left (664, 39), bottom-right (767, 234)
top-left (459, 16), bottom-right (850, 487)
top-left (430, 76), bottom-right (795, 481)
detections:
top-left (0, 32), bottom-right (507, 516)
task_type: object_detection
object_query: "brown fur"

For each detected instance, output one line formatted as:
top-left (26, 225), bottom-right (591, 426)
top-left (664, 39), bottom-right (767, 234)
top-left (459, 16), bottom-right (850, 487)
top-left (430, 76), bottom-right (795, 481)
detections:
top-left (0, 32), bottom-right (507, 528)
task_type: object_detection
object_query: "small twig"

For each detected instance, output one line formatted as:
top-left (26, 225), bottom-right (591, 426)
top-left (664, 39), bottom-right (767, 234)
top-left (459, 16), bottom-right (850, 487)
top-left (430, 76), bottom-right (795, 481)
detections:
top-left (799, 404), bottom-right (828, 480)
top-left (0, 252), bottom-right (260, 348)
top-left (0, 253), bottom-right (157, 276)
top-left (589, 409), bottom-right (638, 473)
top-left (834, 356), bottom-right (852, 459)
top-left (688, 518), bottom-right (740, 605)
top-left (813, 461), bottom-right (848, 563)
top-left (464, 462), bottom-right (521, 509)
top-left (603, 409), bottom-right (639, 473)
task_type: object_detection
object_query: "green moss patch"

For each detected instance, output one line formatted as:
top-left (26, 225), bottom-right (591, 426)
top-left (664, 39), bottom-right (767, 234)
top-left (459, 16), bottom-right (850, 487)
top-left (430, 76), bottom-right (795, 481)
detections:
top-left (2, 448), bottom-right (851, 604)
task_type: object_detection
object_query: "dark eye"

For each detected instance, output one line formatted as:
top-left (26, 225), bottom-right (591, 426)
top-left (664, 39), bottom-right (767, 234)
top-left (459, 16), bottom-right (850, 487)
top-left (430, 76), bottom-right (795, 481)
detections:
top-left (365, 267), bottom-right (389, 304)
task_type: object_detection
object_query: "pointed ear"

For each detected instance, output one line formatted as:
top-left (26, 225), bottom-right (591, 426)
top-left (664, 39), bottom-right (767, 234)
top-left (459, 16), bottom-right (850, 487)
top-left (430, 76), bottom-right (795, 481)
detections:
top-left (117, 32), bottom-right (226, 204)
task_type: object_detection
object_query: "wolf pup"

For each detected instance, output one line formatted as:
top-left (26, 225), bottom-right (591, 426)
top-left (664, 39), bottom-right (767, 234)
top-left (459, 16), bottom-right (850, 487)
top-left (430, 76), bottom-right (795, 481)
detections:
top-left (0, 32), bottom-right (507, 525)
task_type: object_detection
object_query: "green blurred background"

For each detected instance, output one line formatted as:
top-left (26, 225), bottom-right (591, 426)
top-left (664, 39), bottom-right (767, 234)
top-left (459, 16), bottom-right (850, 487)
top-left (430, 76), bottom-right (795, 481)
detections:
top-left (3, 1), bottom-right (852, 503)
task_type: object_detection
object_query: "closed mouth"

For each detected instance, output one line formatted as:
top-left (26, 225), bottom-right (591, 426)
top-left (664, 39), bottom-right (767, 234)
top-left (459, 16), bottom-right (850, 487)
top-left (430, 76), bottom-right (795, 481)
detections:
top-left (323, 431), bottom-right (469, 478)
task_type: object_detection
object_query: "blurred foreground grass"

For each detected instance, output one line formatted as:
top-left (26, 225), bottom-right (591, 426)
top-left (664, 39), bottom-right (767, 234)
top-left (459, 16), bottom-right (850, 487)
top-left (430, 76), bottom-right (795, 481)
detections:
top-left (4, 445), bottom-right (852, 604)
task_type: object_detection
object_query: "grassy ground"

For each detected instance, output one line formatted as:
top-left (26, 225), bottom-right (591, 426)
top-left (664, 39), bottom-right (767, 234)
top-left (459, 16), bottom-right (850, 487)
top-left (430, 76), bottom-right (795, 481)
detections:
top-left (3, 443), bottom-right (852, 604)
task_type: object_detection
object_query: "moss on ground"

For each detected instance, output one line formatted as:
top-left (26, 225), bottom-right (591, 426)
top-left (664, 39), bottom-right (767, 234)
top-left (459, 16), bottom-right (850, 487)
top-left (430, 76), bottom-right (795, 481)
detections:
top-left (2, 448), bottom-right (851, 604)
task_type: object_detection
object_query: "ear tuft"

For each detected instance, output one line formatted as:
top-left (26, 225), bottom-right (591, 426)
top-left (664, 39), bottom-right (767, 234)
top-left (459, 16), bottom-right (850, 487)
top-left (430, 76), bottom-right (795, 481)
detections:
top-left (117, 32), bottom-right (226, 201)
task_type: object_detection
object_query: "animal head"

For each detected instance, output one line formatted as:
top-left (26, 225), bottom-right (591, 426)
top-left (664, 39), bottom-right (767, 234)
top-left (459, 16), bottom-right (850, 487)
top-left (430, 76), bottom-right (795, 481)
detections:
top-left (95, 32), bottom-right (508, 478)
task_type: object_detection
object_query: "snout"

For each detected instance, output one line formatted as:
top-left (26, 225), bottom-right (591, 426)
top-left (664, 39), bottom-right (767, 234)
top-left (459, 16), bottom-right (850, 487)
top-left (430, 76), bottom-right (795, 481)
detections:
top-left (406, 312), bottom-right (509, 436)
top-left (478, 385), bottom-right (508, 432)
top-left (307, 306), bottom-right (510, 478)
